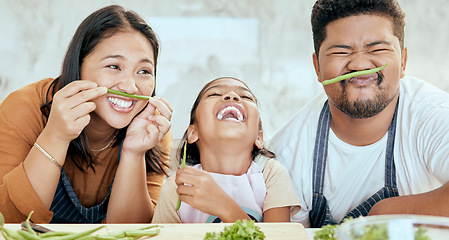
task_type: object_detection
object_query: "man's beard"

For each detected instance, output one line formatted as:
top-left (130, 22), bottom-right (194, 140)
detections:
top-left (330, 73), bottom-right (396, 119)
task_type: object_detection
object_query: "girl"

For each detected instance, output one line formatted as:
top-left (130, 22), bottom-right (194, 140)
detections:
top-left (0, 5), bottom-right (172, 223)
top-left (152, 77), bottom-right (300, 223)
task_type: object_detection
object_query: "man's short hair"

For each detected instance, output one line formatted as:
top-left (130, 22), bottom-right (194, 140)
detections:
top-left (311, 0), bottom-right (405, 56)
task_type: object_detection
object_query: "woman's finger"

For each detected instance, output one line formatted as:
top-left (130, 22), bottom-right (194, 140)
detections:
top-left (149, 97), bottom-right (173, 121)
top-left (149, 115), bottom-right (171, 134)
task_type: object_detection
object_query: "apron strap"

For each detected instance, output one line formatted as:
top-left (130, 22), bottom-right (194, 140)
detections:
top-left (309, 98), bottom-right (399, 227)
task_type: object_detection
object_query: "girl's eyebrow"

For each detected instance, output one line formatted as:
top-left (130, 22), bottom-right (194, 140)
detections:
top-left (204, 84), bottom-right (252, 94)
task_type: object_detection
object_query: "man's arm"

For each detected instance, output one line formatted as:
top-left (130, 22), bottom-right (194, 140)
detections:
top-left (369, 182), bottom-right (449, 216)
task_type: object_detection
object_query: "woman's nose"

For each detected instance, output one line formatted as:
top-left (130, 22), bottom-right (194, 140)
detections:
top-left (222, 92), bottom-right (241, 101)
top-left (117, 76), bottom-right (138, 94)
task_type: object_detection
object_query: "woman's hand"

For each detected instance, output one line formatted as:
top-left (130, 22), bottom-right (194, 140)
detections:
top-left (45, 80), bottom-right (107, 144)
top-left (123, 96), bottom-right (172, 155)
top-left (175, 166), bottom-right (250, 222)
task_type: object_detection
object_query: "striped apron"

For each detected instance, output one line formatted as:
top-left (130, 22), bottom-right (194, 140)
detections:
top-left (309, 100), bottom-right (399, 228)
top-left (49, 143), bottom-right (122, 223)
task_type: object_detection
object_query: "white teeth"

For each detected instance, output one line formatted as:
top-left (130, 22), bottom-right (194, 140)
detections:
top-left (217, 106), bottom-right (244, 122)
top-left (108, 97), bottom-right (132, 108)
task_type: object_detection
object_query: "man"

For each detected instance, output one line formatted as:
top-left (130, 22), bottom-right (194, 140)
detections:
top-left (269, 0), bottom-right (449, 228)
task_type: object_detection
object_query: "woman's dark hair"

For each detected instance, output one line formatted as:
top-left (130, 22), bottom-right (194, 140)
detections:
top-left (177, 77), bottom-right (275, 166)
top-left (311, 0), bottom-right (405, 57)
top-left (40, 5), bottom-right (166, 174)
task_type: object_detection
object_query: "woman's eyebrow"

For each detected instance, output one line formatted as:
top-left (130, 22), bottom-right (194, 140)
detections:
top-left (102, 54), bottom-right (124, 60)
top-left (101, 55), bottom-right (154, 66)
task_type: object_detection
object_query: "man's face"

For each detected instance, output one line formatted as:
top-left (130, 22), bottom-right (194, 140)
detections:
top-left (313, 14), bottom-right (407, 118)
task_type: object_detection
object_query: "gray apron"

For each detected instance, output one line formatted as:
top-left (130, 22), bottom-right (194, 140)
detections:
top-left (49, 142), bottom-right (122, 223)
top-left (309, 100), bottom-right (399, 228)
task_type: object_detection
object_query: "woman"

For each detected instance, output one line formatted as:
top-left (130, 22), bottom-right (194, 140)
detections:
top-left (0, 5), bottom-right (172, 223)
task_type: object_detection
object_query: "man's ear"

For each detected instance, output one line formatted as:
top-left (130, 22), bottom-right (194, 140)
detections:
top-left (254, 130), bottom-right (264, 150)
top-left (187, 125), bottom-right (199, 144)
top-left (313, 52), bottom-right (321, 82)
top-left (400, 47), bottom-right (408, 79)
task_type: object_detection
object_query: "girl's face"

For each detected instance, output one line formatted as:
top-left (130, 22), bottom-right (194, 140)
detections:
top-left (189, 78), bottom-right (263, 148)
top-left (81, 30), bottom-right (155, 129)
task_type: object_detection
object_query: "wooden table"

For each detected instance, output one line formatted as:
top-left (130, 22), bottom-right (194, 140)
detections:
top-left (1, 222), bottom-right (312, 239)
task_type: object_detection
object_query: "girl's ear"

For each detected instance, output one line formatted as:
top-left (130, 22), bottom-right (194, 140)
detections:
top-left (187, 125), bottom-right (199, 144)
top-left (254, 130), bottom-right (264, 149)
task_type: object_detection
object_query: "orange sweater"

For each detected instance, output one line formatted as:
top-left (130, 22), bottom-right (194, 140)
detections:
top-left (0, 78), bottom-right (172, 223)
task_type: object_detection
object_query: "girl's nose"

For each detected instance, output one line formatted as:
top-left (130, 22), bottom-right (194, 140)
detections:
top-left (222, 91), bottom-right (241, 102)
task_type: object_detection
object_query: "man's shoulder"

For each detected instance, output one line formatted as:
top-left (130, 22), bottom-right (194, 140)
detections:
top-left (400, 76), bottom-right (449, 110)
top-left (270, 92), bottom-right (326, 147)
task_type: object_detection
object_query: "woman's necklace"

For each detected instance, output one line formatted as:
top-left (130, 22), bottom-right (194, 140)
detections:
top-left (92, 134), bottom-right (117, 152)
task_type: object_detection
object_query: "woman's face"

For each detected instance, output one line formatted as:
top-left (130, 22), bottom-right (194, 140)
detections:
top-left (189, 78), bottom-right (262, 148)
top-left (80, 30), bottom-right (155, 129)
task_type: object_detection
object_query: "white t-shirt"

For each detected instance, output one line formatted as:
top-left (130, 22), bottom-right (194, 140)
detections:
top-left (270, 76), bottom-right (449, 227)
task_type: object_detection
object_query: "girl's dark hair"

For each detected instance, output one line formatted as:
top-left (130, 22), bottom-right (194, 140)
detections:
top-left (40, 5), bottom-right (166, 174)
top-left (177, 77), bottom-right (275, 166)
top-left (311, 0), bottom-right (405, 57)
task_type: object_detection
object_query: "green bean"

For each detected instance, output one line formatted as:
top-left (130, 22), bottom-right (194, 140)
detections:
top-left (1, 229), bottom-right (15, 240)
top-left (107, 89), bottom-right (152, 100)
top-left (109, 228), bottom-right (160, 238)
top-left (44, 226), bottom-right (103, 240)
top-left (38, 231), bottom-right (72, 238)
top-left (18, 230), bottom-right (40, 240)
top-left (322, 63), bottom-right (388, 85)
top-left (25, 211), bottom-right (39, 237)
top-left (175, 140), bottom-right (187, 211)
top-left (0, 211), bottom-right (4, 227)
top-left (1, 227), bottom-right (26, 240)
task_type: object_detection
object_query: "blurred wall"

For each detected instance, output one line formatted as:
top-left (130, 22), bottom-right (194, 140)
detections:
top-left (0, 0), bottom-right (448, 141)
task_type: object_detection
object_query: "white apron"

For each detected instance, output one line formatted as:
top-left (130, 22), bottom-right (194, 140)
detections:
top-left (178, 161), bottom-right (267, 223)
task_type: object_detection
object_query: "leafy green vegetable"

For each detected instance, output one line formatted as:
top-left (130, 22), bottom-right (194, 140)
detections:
top-left (314, 224), bottom-right (337, 240)
top-left (314, 217), bottom-right (431, 240)
top-left (204, 219), bottom-right (265, 240)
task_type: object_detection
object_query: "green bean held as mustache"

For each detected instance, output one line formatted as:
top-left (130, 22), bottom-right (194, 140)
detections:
top-left (322, 63), bottom-right (388, 86)
top-left (107, 89), bottom-right (152, 100)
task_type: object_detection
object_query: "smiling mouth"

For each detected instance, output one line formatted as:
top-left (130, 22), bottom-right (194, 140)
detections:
top-left (346, 72), bottom-right (382, 86)
top-left (216, 105), bottom-right (245, 122)
top-left (108, 97), bottom-right (135, 109)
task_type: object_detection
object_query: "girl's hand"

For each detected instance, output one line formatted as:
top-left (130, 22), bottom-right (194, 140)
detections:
top-left (123, 96), bottom-right (172, 155)
top-left (175, 166), bottom-right (249, 222)
top-left (45, 80), bottom-right (107, 144)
